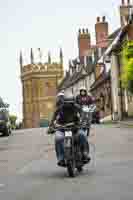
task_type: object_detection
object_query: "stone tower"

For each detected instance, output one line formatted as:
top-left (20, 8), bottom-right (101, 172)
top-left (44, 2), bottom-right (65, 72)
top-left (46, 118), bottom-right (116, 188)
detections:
top-left (20, 49), bottom-right (64, 128)
top-left (120, 0), bottom-right (133, 27)
top-left (78, 28), bottom-right (91, 63)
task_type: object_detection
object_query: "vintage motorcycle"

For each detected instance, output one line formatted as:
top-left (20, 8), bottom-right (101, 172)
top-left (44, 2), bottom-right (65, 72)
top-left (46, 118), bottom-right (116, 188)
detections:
top-left (54, 122), bottom-right (86, 177)
top-left (53, 104), bottom-right (96, 177)
top-left (80, 104), bottom-right (96, 136)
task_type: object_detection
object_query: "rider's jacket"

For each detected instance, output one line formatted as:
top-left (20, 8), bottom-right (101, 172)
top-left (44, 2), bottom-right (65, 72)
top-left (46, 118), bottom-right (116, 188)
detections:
top-left (75, 95), bottom-right (93, 106)
top-left (50, 98), bottom-right (80, 126)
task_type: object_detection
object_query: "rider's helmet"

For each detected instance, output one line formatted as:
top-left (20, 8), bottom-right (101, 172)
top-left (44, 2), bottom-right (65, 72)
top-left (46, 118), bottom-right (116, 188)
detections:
top-left (56, 90), bottom-right (65, 106)
top-left (79, 86), bottom-right (87, 96)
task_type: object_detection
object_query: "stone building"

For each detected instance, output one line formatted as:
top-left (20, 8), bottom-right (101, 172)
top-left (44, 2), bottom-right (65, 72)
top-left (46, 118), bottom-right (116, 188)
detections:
top-left (108, 23), bottom-right (133, 120)
top-left (96, 0), bottom-right (133, 121)
top-left (20, 48), bottom-right (64, 128)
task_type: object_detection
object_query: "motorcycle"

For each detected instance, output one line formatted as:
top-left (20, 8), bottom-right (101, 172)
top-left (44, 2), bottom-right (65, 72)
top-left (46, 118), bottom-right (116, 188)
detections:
top-left (54, 122), bottom-right (86, 177)
top-left (80, 104), bottom-right (96, 136)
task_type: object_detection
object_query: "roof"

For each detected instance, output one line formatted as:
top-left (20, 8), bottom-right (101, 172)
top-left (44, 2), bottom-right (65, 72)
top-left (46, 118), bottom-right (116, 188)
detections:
top-left (90, 71), bottom-right (110, 91)
top-left (58, 71), bottom-right (85, 91)
top-left (58, 27), bottom-right (123, 92)
top-left (97, 28), bottom-right (123, 63)
top-left (58, 73), bottom-right (72, 90)
top-left (108, 28), bottom-right (121, 40)
top-left (107, 24), bottom-right (133, 55)
top-left (58, 56), bottom-right (95, 91)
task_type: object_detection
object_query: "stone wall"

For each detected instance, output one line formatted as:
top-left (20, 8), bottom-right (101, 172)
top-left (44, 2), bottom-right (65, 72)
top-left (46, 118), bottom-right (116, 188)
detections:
top-left (21, 63), bottom-right (64, 128)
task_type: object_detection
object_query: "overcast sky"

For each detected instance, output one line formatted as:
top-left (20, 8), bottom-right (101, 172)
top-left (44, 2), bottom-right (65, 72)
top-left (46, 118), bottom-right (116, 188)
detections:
top-left (0, 0), bottom-right (122, 120)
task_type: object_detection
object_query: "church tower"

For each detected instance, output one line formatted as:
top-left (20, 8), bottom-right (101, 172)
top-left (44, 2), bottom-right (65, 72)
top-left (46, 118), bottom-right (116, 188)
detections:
top-left (20, 48), bottom-right (64, 128)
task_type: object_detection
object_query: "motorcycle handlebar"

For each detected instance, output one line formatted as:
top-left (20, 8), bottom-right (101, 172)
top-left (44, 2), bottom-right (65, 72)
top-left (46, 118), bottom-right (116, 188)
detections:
top-left (51, 123), bottom-right (90, 132)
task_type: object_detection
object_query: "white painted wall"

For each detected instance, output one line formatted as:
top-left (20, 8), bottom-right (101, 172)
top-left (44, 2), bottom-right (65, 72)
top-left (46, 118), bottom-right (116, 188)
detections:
top-left (63, 72), bottom-right (95, 98)
top-left (110, 54), bottom-right (122, 120)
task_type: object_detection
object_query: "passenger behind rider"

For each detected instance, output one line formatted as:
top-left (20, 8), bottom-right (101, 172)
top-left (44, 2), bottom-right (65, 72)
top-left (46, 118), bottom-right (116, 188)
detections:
top-left (75, 87), bottom-right (94, 161)
top-left (75, 87), bottom-right (94, 106)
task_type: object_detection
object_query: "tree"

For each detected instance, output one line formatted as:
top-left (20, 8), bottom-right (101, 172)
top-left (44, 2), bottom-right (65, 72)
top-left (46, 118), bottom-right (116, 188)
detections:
top-left (121, 41), bottom-right (133, 94)
top-left (9, 115), bottom-right (17, 129)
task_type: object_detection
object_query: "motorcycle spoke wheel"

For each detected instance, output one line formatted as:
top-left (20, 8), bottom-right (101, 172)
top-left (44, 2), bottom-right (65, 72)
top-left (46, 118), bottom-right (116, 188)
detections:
top-left (77, 166), bottom-right (83, 173)
top-left (67, 161), bottom-right (75, 177)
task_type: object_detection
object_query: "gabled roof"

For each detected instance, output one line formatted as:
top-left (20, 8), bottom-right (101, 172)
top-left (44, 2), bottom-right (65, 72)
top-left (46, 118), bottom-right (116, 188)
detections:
top-left (90, 71), bottom-right (110, 91)
top-left (107, 23), bottom-right (133, 55)
top-left (98, 28), bottom-right (123, 63)
top-left (108, 28), bottom-right (121, 40)
top-left (58, 55), bottom-right (96, 91)
top-left (58, 26), bottom-right (123, 92)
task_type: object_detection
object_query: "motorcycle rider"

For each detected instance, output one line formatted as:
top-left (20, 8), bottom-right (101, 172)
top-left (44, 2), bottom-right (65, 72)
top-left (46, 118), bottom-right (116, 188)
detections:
top-left (76, 87), bottom-right (93, 106)
top-left (49, 91), bottom-right (90, 166)
top-left (75, 86), bottom-right (94, 161)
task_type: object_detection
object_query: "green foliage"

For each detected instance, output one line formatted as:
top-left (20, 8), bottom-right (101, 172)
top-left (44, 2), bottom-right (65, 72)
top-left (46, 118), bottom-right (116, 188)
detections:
top-left (121, 41), bottom-right (133, 93)
top-left (9, 115), bottom-right (17, 129)
top-left (0, 97), bottom-right (9, 108)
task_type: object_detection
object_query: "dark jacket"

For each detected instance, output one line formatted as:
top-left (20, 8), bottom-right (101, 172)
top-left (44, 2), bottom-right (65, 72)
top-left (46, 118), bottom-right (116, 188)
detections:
top-left (75, 95), bottom-right (93, 106)
top-left (50, 98), bottom-right (80, 126)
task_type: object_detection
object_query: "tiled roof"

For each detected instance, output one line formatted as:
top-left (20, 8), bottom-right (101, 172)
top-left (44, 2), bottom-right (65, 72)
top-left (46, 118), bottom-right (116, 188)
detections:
top-left (58, 56), bottom-right (96, 91)
top-left (108, 28), bottom-right (121, 40)
top-left (90, 71), bottom-right (110, 91)
top-left (58, 64), bottom-right (91, 91)
top-left (105, 24), bottom-right (132, 55)
top-left (58, 27), bottom-right (122, 92)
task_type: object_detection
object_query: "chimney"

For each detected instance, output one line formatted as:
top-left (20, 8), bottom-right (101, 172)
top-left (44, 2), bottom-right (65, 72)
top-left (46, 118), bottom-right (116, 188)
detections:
top-left (120, 0), bottom-right (133, 27)
top-left (103, 16), bottom-right (106, 22)
top-left (95, 16), bottom-right (109, 48)
top-left (97, 16), bottom-right (100, 22)
top-left (78, 28), bottom-right (91, 63)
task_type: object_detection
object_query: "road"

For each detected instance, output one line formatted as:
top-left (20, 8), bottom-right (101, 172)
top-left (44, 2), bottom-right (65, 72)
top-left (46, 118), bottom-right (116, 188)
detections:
top-left (0, 125), bottom-right (133, 200)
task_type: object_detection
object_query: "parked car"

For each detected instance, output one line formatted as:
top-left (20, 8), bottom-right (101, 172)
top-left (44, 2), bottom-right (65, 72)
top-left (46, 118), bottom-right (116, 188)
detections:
top-left (0, 108), bottom-right (11, 136)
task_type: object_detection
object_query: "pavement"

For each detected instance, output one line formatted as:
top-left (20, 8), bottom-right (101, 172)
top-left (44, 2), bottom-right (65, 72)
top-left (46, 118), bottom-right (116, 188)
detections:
top-left (119, 119), bottom-right (133, 128)
top-left (0, 125), bottom-right (133, 200)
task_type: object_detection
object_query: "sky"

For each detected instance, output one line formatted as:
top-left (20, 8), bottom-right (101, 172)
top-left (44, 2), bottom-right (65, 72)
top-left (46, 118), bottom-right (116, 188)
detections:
top-left (0, 0), bottom-right (122, 120)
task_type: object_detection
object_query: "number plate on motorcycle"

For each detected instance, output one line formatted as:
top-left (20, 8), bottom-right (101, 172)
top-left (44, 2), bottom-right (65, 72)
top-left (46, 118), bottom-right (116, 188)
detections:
top-left (65, 131), bottom-right (72, 137)
top-left (64, 139), bottom-right (71, 147)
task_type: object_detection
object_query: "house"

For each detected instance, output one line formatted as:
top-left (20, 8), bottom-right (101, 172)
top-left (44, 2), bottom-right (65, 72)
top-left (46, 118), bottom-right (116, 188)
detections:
top-left (90, 0), bottom-right (133, 121)
top-left (59, 0), bottom-right (133, 122)
top-left (58, 15), bottom-right (109, 97)
top-left (58, 57), bottom-right (95, 97)
top-left (108, 22), bottom-right (133, 120)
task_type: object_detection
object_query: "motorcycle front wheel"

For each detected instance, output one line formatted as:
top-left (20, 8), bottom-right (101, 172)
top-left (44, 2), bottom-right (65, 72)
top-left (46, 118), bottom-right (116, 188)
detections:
top-left (77, 166), bottom-right (83, 172)
top-left (67, 160), bottom-right (75, 177)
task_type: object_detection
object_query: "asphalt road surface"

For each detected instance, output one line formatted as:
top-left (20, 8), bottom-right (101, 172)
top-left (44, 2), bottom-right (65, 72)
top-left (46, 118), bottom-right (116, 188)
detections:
top-left (0, 125), bottom-right (133, 200)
